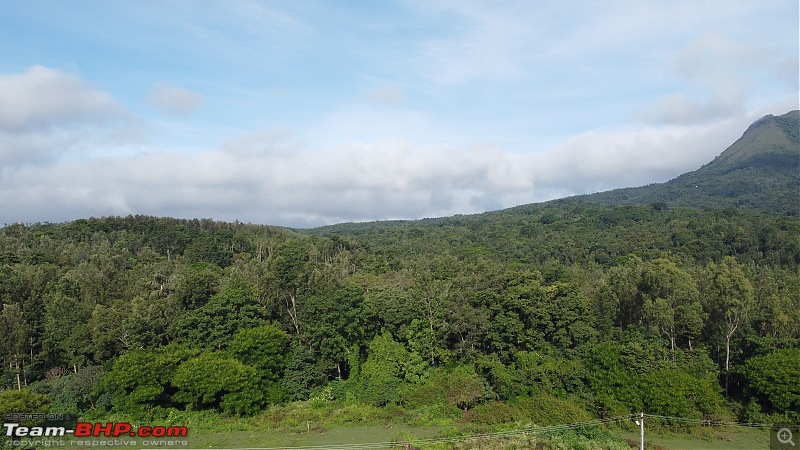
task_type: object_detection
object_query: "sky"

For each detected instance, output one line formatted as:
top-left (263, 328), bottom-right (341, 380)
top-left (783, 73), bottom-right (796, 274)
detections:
top-left (0, 1), bottom-right (797, 228)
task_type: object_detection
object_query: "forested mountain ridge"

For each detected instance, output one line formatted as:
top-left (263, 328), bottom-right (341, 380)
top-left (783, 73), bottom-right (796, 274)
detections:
top-left (312, 110), bottom-right (799, 243)
top-left (573, 110), bottom-right (799, 215)
top-left (1, 112), bottom-right (798, 430)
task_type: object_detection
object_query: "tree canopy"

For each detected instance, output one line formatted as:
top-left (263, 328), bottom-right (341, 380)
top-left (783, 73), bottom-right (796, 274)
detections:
top-left (0, 207), bottom-right (797, 423)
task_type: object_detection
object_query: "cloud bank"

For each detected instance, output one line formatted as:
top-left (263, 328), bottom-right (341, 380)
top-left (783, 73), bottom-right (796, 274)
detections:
top-left (0, 66), bottom-right (757, 228)
top-left (0, 1), bottom-right (795, 228)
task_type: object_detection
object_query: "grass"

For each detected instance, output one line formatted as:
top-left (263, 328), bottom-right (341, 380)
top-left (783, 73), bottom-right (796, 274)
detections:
top-left (187, 424), bottom-right (444, 448)
top-left (45, 422), bottom-right (773, 450)
top-left (35, 425), bottom-right (441, 449)
top-left (47, 403), bottom-right (777, 450)
top-left (613, 427), bottom-right (770, 449)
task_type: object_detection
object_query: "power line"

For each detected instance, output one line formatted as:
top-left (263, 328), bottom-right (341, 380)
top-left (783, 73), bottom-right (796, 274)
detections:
top-left (166, 416), bottom-right (633, 450)
top-left (160, 414), bottom-right (780, 450)
top-left (642, 414), bottom-right (774, 429)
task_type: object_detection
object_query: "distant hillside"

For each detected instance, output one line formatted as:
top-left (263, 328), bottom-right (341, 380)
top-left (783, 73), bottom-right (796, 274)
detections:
top-left (574, 110), bottom-right (799, 215)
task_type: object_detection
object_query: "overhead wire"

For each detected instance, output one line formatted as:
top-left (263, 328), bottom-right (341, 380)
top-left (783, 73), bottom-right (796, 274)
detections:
top-left (642, 414), bottom-right (774, 429)
top-left (174, 415), bottom-right (634, 450)
top-left (167, 413), bottom-right (781, 450)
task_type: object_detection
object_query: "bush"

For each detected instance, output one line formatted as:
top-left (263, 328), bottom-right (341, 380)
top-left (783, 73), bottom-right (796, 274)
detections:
top-left (641, 368), bottom-right (723, 420)
top-left (258, 401), bottom-right (329, 429)
top-left (469, 401), bottom-right (518, 424)
top-left (742, 348), bottom-right (800, 414)
top-left (512, 393), bottom-right (593, 426)
top-left (464, 394), bottom-right (595, 426)
top-left (101, 344), bottom-right (198, 412)
top-left (35, 366), bottom-right (103, 415)
top-left (330, 402), bottom-right (395, 425)
top-left (0, 389), bottom-right (52, 426)
top-left (402, 365), bottom-right (485, 410)
top-left (407, 402), bottom-right (463, 426)
top-left (329, 371), bottom-right (404, 406)
top-left (172, 352), bottom-right (263, 415)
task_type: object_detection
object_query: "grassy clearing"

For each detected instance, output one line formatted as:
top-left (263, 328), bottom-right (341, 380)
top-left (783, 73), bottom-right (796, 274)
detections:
top-left (45, 404), bottom-right (776, 450)
top-left (52, 423), bottom-right (771, 450)
top-left (42, 425), bottom-right (441, 450)
top-left (613, 427), bottom-right (770, 449)
top-left (187, 425), bottom-right (444, 448)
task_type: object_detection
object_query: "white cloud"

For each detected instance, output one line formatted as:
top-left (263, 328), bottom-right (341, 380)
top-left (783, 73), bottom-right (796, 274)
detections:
top-left (0, 65), bottom-right (126, 132)
top-left (641, 33), bottom-right (791, 125)
top-left (147, 83), bottom-right (204, 115)
top-left (0, 113), bottom-right (760, 227)
top-left (0, 66), bottom-right (132, 169)
top-left (1, 2), bottom-right (795, 228)
top-left (532, 117), bottom-right (754, 193)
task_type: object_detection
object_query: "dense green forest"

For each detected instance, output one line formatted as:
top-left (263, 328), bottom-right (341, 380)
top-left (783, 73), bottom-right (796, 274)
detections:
top-left (1, 112), bottom-right (799, 437)
top-left (1, 204), bottom-right (798, 425)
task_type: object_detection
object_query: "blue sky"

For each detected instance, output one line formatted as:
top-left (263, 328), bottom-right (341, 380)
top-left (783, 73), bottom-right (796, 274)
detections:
top-left (0, 0), bottom-right (797, 227)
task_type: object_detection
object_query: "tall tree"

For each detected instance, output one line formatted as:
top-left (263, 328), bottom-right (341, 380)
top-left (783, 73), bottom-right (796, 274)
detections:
top-left (0, 303), bottom-right (28, 389)
top-left (410, 256), bottom-right (455, 365)
top-left (301, 285), bottom-right (370, 379)
top-left (640, 258), bottom-right (704, 353)
top-left (701, 256), bottom-right (754, 395)
top-left (174, 288), bottom-right (267, 350)
top-left (605, 256), bottom-right (645, 328)
top-left (270, 242), bottom-right (310, 335)
top-left (227, 324), bottom-right (290, 383)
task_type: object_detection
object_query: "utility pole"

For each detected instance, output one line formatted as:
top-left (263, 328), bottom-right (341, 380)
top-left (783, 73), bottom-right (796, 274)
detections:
top-left (638, 412), bottom-right (644, 450)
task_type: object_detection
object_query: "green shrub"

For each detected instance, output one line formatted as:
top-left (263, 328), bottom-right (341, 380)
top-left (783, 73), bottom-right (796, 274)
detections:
top-left (34, 366), bottom-right (103, 416)
top-left (330, 376), bottom-right (405, 407)
top-left (641, 368), bottom-right (723, 420)
top-left (407, 402), bottom-right (463, 426)
top-left (401, 365), bottom-right (484, 410)
top-left (227, 324), bottom-right (290, 382)
top-left (172, 352), bottom-right (263, 415)
top-left (101, 344), bottom-right (199, 412)
top-left (331, 402), bottom-right (392, 425)
top-left (512, 393), bottom-right (593, 426)
top-left (0, 389), bottom-right (52, 426)
top-left (469, 400), bottom-right (518, 424)
top-left (742, 348), bottom-right (800, 414)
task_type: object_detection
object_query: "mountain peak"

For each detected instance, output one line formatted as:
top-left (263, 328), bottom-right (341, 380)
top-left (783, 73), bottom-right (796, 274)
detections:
top-left (703, 110), bottom-right (799, 173)
top-left (745, 110), bottom-right (799, 136)
top-left (576, 111), bottom-right (799, 215)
